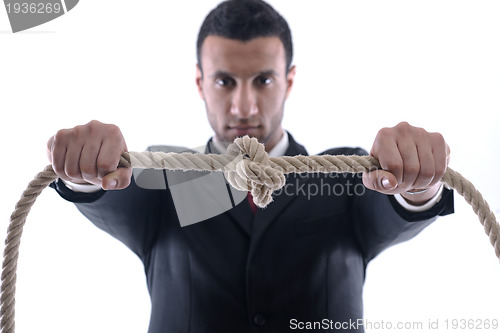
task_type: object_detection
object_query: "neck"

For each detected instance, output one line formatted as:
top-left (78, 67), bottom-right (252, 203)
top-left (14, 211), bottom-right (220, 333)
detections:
top-left (262, 128), bottom-right (285, 153)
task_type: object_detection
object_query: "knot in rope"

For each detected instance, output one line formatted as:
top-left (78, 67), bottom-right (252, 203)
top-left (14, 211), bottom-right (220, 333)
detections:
top-left (224, 136), bottom-right (285, 207)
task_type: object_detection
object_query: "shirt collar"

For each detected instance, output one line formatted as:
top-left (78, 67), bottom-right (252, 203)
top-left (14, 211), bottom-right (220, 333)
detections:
top-left (268, 130), bottom-right (289, 157)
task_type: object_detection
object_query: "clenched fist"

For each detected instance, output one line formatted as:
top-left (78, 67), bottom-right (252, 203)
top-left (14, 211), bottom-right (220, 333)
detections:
top-left (47, 120), bottom-right (132, 190)
top-left (363, 122), bottom-right (450, 205)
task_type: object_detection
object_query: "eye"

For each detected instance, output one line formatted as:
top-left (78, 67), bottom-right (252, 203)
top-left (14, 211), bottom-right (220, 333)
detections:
top-left (256, 76), bottom-right (273, 86)
top-left (215, 77), bottom-right (235, 87)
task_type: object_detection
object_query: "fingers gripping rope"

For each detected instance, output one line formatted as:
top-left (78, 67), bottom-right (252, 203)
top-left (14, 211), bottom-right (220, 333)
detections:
top-left (1, 136), bottom-right (499, 332)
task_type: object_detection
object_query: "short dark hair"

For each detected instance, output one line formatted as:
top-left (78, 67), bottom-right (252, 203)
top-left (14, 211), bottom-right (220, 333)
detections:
top-left (196, 0), bottom-right (293, 74)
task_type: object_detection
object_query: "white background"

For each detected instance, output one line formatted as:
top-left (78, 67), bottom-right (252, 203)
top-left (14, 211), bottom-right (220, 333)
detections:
top-left (1, 1), bottom-right (499, 332)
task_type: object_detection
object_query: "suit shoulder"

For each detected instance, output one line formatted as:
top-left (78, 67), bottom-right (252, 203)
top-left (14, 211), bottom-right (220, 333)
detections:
top-left (319, 146), bottom-right (368, 156)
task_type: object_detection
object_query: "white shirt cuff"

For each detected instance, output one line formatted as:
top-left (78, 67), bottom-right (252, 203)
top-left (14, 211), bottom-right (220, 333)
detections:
top-left (61, 179), bottom-right (101, 193)
top-left (393, 184), bottom-right (444, 212)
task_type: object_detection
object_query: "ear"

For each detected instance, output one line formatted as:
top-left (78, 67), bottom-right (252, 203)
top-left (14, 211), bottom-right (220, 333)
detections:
top-left (285, 65), bottom-right (296, 100)
top-left (195, 63), bottom-right (204, 99)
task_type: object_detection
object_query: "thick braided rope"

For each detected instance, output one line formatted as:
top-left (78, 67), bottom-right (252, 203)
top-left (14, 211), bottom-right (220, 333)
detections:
top-left (1, 136), bottom-right (499, 332)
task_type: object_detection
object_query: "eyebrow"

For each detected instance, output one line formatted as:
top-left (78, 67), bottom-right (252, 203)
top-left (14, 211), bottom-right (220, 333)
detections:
top-left (257, 69), bottom-right (279, 77)
top-left (209, 69), bottom-right (279, 79)
top-left (209, 71), bottom-right (234, 79)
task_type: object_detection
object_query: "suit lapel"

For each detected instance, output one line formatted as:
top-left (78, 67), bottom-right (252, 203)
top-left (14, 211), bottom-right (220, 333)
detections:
top-left (225, 197), bottom-right (254, 235)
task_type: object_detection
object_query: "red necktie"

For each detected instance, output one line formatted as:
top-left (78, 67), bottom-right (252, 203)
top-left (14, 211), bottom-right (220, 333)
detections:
top-left (247, 192), bottom-right (258, 215)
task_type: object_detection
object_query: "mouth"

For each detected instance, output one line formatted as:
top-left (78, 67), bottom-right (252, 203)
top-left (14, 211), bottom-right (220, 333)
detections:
top-left (227, 125), bottom-right (261, 136)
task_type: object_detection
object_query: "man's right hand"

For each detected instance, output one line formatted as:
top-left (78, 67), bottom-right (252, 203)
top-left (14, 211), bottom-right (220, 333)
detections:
top-left (47, 120), bottom-right (132, 190)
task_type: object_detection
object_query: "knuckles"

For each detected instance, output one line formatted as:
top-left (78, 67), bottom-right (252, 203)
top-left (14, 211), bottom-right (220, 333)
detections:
top-left (80, 162), bottom-right (98, 179)
top-left (379, 122), bottom-right (428, 139)
top-left (403, 164), bottom-right (420, 178)
top-left (64, 165), bottom-right (82, 180)
top-left (97, 160), bottom-right (118, 175)
top-left (53, 128), bottom-right (73, 146)
top-left (394, 121), bottom-right (427, 139)
top-left (48, 120), bottom-right (125, 182)
top-left (430, 131), bottom-right (445, 143)
top-left (88, 120), bottom-right (121, 138)
top-left (52, 120), bottom-right (120, 146)
top-left (51, 162), bottom-right (65, 176)
top-left (382, 160), bottom-right (403, 175)
top-left (373, 121), bottom-right (450, 190)
top-left (393, 121), bottom-right (412, 134)
top-left (418, 164), bottom-right (436, 180)
top-left (374, 126), bottom-right (395, 144)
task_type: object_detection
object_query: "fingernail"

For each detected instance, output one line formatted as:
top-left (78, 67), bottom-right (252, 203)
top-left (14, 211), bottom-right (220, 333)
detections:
top-left (382, 177), bottom-right (392, 189)
top-left (107, 178), bottom-right (117, 190)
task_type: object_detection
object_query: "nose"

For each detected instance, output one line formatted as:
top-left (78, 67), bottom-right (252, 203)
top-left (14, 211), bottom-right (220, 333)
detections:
top-left (230, 83), bottom-right (258, 118)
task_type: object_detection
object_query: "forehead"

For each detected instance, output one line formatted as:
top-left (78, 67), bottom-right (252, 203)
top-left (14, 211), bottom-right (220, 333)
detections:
top-left (200, 36), bottom-right (286, 76)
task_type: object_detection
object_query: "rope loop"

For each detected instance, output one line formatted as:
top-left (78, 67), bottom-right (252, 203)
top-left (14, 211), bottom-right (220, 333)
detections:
top-left (224, 136), bottom-right (285, 207)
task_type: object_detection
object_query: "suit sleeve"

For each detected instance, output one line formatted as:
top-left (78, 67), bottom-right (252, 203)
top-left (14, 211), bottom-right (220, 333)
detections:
top-left (352, 182), bottom-right (453, 262)
top-left (323, 147), bottom-right (454, 263)
top-left (50, 177), bottom-right (171, 258)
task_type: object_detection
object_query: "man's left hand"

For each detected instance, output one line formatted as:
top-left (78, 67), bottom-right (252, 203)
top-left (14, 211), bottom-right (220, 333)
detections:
top-left (362, 121), bottom-right (450, 205)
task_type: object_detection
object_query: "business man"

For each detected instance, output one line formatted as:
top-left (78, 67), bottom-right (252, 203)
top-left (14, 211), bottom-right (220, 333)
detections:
top-left (47, 0), bottom-right (454, 332)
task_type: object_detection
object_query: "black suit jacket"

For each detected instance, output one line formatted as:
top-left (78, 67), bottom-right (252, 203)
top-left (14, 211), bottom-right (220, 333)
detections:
top-left (51, 133), bottom-right (454, 333)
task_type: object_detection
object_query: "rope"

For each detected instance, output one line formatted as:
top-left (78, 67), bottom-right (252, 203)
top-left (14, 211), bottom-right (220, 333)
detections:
top-left (1, 136), bottom-right (499, 332)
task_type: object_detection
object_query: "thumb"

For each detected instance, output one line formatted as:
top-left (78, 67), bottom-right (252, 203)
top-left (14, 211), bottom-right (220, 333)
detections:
top-left (362, 170), bottom-right (398, 194)
top-left (102, 167), bottom-right (133, 190)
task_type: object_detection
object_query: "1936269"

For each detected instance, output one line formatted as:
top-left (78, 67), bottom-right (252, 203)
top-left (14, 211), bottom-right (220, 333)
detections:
top-left (5, 2), bottom-right (62, 14)
top-left (444, 318), bottom-right (498, 330)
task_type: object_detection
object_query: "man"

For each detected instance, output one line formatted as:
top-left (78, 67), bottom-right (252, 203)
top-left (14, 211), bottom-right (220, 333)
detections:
top-left (47, 0), bottom-right (454, 332)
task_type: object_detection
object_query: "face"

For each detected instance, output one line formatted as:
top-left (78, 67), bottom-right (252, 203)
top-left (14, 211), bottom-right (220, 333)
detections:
top-left (196, 36), bottom-right (296, 152)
